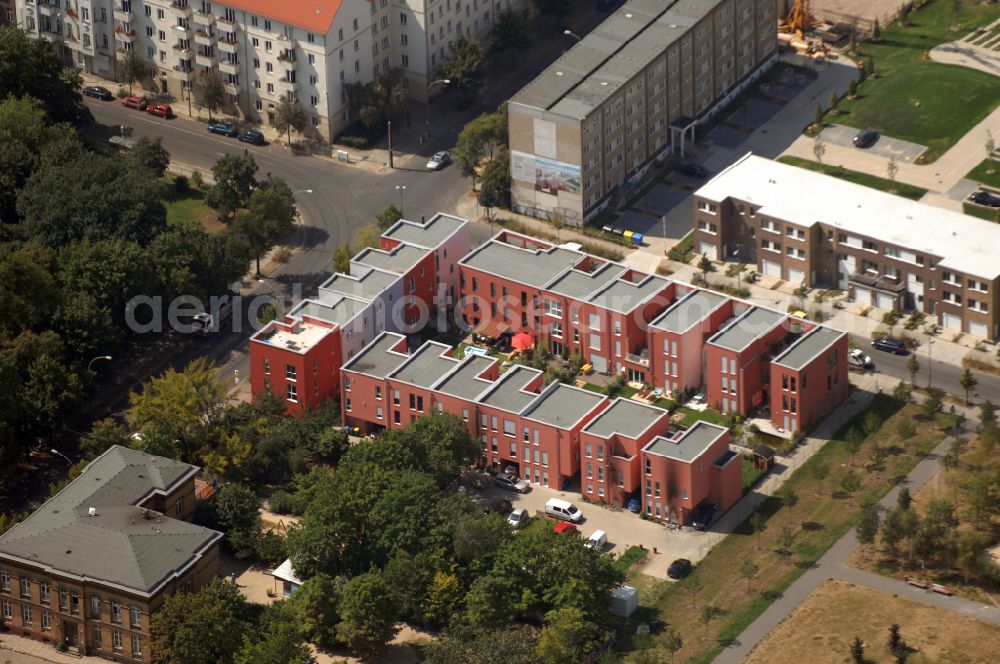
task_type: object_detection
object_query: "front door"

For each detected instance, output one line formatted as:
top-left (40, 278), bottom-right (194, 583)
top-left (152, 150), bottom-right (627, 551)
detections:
top-left (63, 620), bottom-right (77, 646)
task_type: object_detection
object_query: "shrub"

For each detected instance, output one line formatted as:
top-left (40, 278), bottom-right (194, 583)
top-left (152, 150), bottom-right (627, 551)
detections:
top-left (190, 170), bottom-right (204, 188)
top-left (116, 86), bottom-right (128, 98)
top-left (272, 247), bottom-right (293, 263)
top-left (255, 531), bottom-right (286, 564)
top-left (268, 490), bottom-right (299, 515)
top-left (173, 174), bottom-right (190, 192)
top-left (336, 135), bottom-right (370, 149)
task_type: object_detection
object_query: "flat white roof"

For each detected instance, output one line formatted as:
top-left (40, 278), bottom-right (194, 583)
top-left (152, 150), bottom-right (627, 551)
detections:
top-left (253, 319), bottom-right (332, 353)
top-left (695, 154), bottom-right (1000, 280)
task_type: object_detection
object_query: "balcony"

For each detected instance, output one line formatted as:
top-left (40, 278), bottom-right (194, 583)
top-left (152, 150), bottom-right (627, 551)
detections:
top-left (171, 1), bottom-right (193, 18)
top-left (217, 15), bottom-right (236, 30)
top-left (194, 29), bottom-right (214, 45)
top-left (625, 350), bottom-right (650, 367)
top-left (113, 7), bottom-right (133, 22)
top-left (848, 272), bottom-right (907, 295)
top-left (195, 51), bottom-right (214, 67)
top-left (172, 65), bottom-right (194, 82)
top-left (193, 10), bottom-right (214, 27)
top-left (218, 38), bottom-right (238, 54)
top-left (172, 23), bottom-right (191, 35)
top-left (115, 28), bottom-right (136, 43)
top-left (218, 59), bottom-right (239, 75)
top-left (224, 82), bottom-right (241, 95)
top-left (276, 77), bottom-right (298, 94)
top-left (171, 43), bottom-right (192, 58)
top-left (276, 50), bottom-right (296, 63)
top-left (39, 2), bottom-right (60, 17)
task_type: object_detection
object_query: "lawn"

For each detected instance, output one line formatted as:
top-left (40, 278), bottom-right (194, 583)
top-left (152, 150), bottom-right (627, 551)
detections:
top-left (610, 394), bottom-right (951, 663)
top-left (162, 180), bottom-right (224, 233)
top-left (612, 546), bottom-right (648, 573)
top-left (965, 158), bottom-right (1000, 189)
top-left (744, 579), bottom-right (1000, 664)
top-left (741, 456), bottom-right (766, 495)
top-left (667, 231), bottom-right (694, 263)
top-left (777, 156), bottom-right (928, 200)
top-left (675, 406), bottom-right (732, 429)
top-left (822, 1), bottom-right (1000, 162)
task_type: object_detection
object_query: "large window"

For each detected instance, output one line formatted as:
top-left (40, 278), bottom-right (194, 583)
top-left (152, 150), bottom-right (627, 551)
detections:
top-left (0, 570), bottom-right (9, 591)
top-left (286, 384), bottom-right (298, 403)
top-left (19, 577), bottom-right (29, 597)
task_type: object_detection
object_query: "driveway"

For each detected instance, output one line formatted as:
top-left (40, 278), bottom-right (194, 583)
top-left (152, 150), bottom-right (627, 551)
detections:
top-left (818, 124), bottom-right (927, 163)
top-left (481, 484), bottom-right (719, 578)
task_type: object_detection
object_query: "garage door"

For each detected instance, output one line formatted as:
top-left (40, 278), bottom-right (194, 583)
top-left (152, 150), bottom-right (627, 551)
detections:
top-left (968, 320), bottom-right (988, 338)
top-left (875, 292), bottom-right (894, 310)
top-left (787, 267), bottom-right (805, 284)
top-left (941, 312), bottom-right (961, 332)
top-left (590, 354), bottom-right (608, 374)
top-left (697, 241), bottom-right (717, 261)
top-left (761, 259), bottom-right (781, 277)
top-left (854, 287), bottom-right (872, 306)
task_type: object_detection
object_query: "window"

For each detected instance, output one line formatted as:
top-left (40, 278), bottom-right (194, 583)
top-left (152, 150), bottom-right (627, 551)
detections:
top-left (113, 630), bottom-right (123, 650)
top-left (0, 571), bottom-right (8, 591)
top-left (503, 419), bottom-right (515, 436)
top-left (91, 596), bottom-right (101, 618)
top-left (375, 406), bottom-right (383, 420)
top-left (1, 599), bottom-right (10, 620)
top-left (262, 358), bottom-right (270, 374)
top-left (22, 605), bottom-right (31, 625)
top-left (462, 408), bottom-right (469, 422)
top-left (392, 390), bottom-right (400, 406)
top-left (93, 625), bottom-right (102, 646)
top-left (374, 386), bottom-right (382, 400)
top-left (644, 458), bottom-right (651, 475)
top-left (345, 397), bottom-right (351, 412)
top-left (681, 489), bottom-right (688, 500)
top-left (285, 364), bottom-right (296, 380)
top-left (132, 635), bottom-right (142, 656)
top-left (286, 384), bottom-right (297, 402)
top-left (112, 602), bottom-right (121, 624)
top-left (343, 376), bottom-right (351, 392)
top-left (19, 577), bottom-right (29, 597)
top-left (42, 611), bottom-right (51, 629)
top-left (59, 589), bottom-right (67, 611)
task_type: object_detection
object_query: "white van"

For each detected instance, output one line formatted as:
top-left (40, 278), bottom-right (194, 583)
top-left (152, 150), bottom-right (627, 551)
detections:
top-left (584, 530), bottom-right (608, 551)
top-left (545, 498), bottom-right (583, 523)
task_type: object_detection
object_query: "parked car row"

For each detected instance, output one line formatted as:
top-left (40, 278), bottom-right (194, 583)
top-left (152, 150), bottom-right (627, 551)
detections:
top-left (114, 94), bottom-right (176, 119)
top-left (208, 121), bottom-right (266, 145)
top-left (871, 336), bottom-right (907, 355)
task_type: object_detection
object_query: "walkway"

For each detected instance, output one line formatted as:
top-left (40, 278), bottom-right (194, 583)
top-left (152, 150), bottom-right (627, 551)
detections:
top-left (715, 415), bottom-right (1000, 662)
top-left (0, 634), bottom-right (106, 664)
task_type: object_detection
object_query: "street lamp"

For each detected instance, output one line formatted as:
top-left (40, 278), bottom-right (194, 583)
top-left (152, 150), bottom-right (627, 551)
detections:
top-left (424, 79), bottom-right (451, 135)
top-left (88, 355), bottom-right (112, 372)
top-left (563, 29), bottom-right (583, 42)
top-left (395, 185), bottom-right (407, 214)
top-left (50, 448), bottom-right (72, 465)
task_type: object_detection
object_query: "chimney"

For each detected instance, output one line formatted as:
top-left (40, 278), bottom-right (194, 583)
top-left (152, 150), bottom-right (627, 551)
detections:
top-left (88, 507), bottom-right (97, 517)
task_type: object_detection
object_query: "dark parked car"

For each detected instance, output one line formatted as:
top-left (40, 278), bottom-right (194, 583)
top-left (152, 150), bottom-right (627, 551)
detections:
top-left (853, 129), bottom-right (879, 148)
top-left (627, 497), bottom-right (642, 513)
top-left (677, 163), bottom-right (709, 178)
top-left (690, 504), bottom-right (718, 531)
top-left (207, 121), bottom-right (239, 137)
top-left (239, 129), bottom-right (265, 145)
top-left (969, 190), bottom-right (1000, 208)
top-left (83, 86), bottom-right (113, 101)
top-left (667, 558), bottom-right (693, 580)
top-left (871, 337), bottom-right (907, 355)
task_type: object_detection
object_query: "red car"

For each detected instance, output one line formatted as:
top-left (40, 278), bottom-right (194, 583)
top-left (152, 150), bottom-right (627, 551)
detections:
top-left (147, 103), bottom-right (173, 118)
top-left (553, 522), bottom-right (578, 536)
top-left (121, 96), bottom-right (147, 110)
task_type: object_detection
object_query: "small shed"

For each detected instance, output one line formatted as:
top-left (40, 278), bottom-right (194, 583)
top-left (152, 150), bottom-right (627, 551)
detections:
top-left (272, 558), bottom-right (303, 597)
top-left (753, 443), bottom-right (776, 471)
top-left (611, 585), bottom-right (638, 618)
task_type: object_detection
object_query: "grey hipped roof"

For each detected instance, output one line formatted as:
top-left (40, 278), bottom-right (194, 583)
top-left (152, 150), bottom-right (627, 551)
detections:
top-left (0, 446), bottom-right (221, 597)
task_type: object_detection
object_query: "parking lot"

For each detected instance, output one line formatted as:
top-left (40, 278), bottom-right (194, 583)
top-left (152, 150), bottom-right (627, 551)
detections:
top-left (819, 124), bottom-right (928, 163)
top-left (480, 483), bottom-right (724, 580)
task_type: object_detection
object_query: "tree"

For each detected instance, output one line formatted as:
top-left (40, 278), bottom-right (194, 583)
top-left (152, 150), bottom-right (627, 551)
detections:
top-left (455, 106), bottom-right (508, 188)
top-left (210, 483), bottom-right (263, 559)
top-left (898, 487), bottom-right (912, 512)
top-left (872, 17), bottom-right (881, 40)
top-left (117, 50), bottom-right (152, 95)
top-left (285, 573), bottom-right (341, 646)
top-left (893, 381), bottom-right (912, 403)
top-left (857, 503), bottom-right (880, 555)
top-left (206, 153), bottom-right (259, 220)
top-left (376, 203), bottom-right (403, 231)
top-left (532, 0), bottom-right (577, 27)
top-left (273, 97), bottom-right (308, 146)
top-left (840, 470), bottom-right (862, 494)
top-left (850, 636), bottom-right (865, 664)
top-left (898, 3), bottom-right (911, 26)
top-left (750, 512), bottom-right (764, 550)
top-left (0, 26), bottom-right (86, 125)
top-left (663, 628), bottom-right (683, 664)
top-left (912, 499), bottom-right (957, 568)
top-left (812, 460), bottom-right (830, 493)
top-left (780, 488), bottom-right (799, 523)
top-left (956, 531), bottom-right (989, 583)
top-left (895, 418), bottom-right (916, 440)
top-left (332, 243), bottom-right (352, 273)
top-left (550, 210), bottom-right (567, 241)
top-left (828, 90), bottom-right (839, 115)
top-left (847, 78), bottom-right (858, 99)
top-left (191, 69), bottom-right (226, 120)
top-left (126, 136), bottom-right (171, 178)
top-left (907, 354), bottom-right (920, 384)
top-left (232, 181), bottom-right (296, 277)
top-left (129, 357), bottom-right (231, 463)
top-left (951, 0), bottom-right (962, 29)
top-left (425, 625), bottom-right (538, 664)
top-left (922, 388), bottom-right (943, 418)
top-left (986, 130), bottom-right (995, 175)
top-left (687, 574), bottom-right (704, 609)
top-left (336, 571), bottom-right (401, 655)
top-left (980, 400), bottom-right (997, 429)
top-left (422, 570), bottom-right (463, 628)
top-left (740, 556), bottom-right (759, 595)
top-left (813, 136), bottom-right (826, 164)
top-left (813, 103), bottom-right (824, 127)
top-left (437, 37), bottom-right (488, 102)
top-left (864, 409), bottom-right (882, 435)
top-left (959, 367), bottom-right (977, 405)
top-left (697, 253), bottom-right (715, 283)
top-left (80, 418), bottom-right (130, 459)
top-left (234, 614), bottom-right (314, 664)
top-left (887, 156), bottom-right (899, 194)
top-left (535, 606), bottom-right (605, 664)
top-left (150, 578), bottom-right (252, 664)
top-left (490, 9), bottom-right (534, 59)
top-left (478, 145), bottom-right (511, 217)
top-left (352, 223), bottom-right (381, 250)
top-left (777, 524), bottom-right (796, 558)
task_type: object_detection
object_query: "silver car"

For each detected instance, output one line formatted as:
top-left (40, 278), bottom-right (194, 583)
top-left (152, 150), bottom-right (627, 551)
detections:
top-left (494, 472), bottom-right (529, 493)
top-left (507, 507), bottom-right (529, 529)
top-left (426, 150), bottom-right (451, 170)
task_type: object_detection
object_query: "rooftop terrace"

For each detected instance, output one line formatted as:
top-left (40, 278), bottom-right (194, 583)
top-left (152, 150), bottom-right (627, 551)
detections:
top-left (253, 318), bottom-right (335, 354)
top-left (352, 244), bottom-right (429, 274)
top-left (382, 213), bottom-right (468, 249)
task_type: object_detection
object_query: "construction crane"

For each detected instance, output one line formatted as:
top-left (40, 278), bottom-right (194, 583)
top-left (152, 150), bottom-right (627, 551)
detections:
top-left (780, 0), bottom-right (817, 39)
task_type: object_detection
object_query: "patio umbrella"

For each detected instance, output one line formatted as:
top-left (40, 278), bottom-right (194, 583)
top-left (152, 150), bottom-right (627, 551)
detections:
top-left (511, 332), bottom-right (534, 351)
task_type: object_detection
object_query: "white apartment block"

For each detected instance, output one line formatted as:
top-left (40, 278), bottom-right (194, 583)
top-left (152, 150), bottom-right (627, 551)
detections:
top-left (14, 0), bottom-right (524, 137)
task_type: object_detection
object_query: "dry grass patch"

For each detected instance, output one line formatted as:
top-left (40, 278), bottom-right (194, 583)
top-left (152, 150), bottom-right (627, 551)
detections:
top-left (744, 579), bottom-right (1000, 664)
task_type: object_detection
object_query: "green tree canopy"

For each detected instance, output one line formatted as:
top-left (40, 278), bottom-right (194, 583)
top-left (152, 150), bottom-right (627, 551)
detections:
top-left (376, 203), bottom-right (403, 231)
top-left (535, 606), bottom-right (607, 664)
top-left (478, 145), bottom-right (511, 215)
top-left (232, 180), bottom-right (296, 276)
top-left (273, 97), bottom-right (309, 145)
top-left (437, 37), bottom-right (488, 102)
top-left (116, 50), bottom-right (153, 95)
top-left (0, 26), bottom-right (85, 125)
top-left (191, 69), bottom-right (226, 120)
top-left (424, 623), bottom-right (538, 664)
top-left (150, 577), bottom-right (252, 664)
top-left (126, 136), bottom-right (171, 178)
top-left (206, 152), bottom-right (259, 220)
top-left (335, 570), bottom-right (401, 655)
top-left (490, 9), bottom-right (535, 58)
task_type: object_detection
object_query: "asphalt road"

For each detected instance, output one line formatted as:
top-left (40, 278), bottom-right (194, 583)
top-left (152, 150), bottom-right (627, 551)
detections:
top-left (851, 334), bottom-right (1000, 407)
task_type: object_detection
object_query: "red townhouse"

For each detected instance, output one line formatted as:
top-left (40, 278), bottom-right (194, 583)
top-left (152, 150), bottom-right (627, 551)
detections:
top-left (640, 421), bottom-right (742, 525)
top-left (768, 326), bottom-right (849, 433)
top-left (458, 231), bottom-right (674, 380)
top-left (579, 399), bottom-right (672, 505)
top-left (249, 214), bottom-right (469, 414)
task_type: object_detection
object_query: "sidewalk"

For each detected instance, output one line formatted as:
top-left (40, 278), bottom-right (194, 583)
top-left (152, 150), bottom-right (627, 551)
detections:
top-left (0, 633), bottom-right (106, 664)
